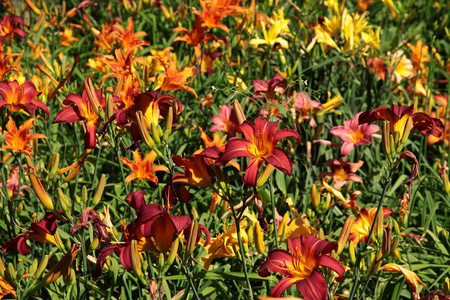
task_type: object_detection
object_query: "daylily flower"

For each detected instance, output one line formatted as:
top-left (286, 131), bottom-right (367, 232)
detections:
top-left (358, 104), bottom-right (444, 142)
top-left (210, 104), bottom-right (239, 137)
top-left (173, 15), bottom-right (217, 58)
top-left (368, 57), bottom-right (387, 81)
top-left (202, 219), bottom-right (249, 270)
top-left (2, 116), bottom-right (46, 157)
top-left (258, 234), bottom-right (345, 299)
top-left (0, 80), bottom-right (49, 116)
top-left (0, 46), bottom-right (21, 80)
top-left (53, 83), bottom-right (106, 148)
top-left (218, 116), bottom-right (299, 187)
top-left (113, 17), bottom-right (150, 50)
top-left (252, 74), bottom-right (286, 100)
top-left (155, 56), bottom-right (197, 98)
top-left (192, 0), bottom-right (247, 33)
top-left (0, 14), bottom-right (26, 44)
top-left (330, 112), bottom-right (381, 156)
top-left (0, 165), bottom-right (29, 198)
top-left (2, 212), bottom-right (59, 255)
top-left (59, 28), bottom-right (80, 47)
top-left (380, 263), bottom-right (426, 299)
top-left (120, 150), bottom-right (169, 184)
top-left (249, 19), bottom-right (290, 50)
top-left (349, 207), bottom-right (393, 244)
top-left (291, 91), bottom-right (323, 127)
top-left (420, 291), bottom-right (450, 300)
top-left (322, 159), bottom-right (364, 189)
top-left (0, 274), bottom-right (15, 299)
top-left (172, 154), bottom-right (214, 188)
top-left (407, 40), bottom-right (430, 71)
top-left (389, 51), bottom-right (415, 83)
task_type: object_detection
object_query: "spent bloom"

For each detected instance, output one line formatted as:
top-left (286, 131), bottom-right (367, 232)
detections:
top-left (218, 116), bottom-right (299, 187)
top-left (330, 112), bottom-right (380, 156)
top-left (258, 234), bottom-right (345, 299)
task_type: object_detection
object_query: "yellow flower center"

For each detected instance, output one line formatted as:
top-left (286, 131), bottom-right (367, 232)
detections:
top-left (335, 167), bottom-right (348, 181)
top-left (350, 129), bottom-right (364, 143)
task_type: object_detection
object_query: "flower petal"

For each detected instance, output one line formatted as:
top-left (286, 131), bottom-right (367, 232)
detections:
top-left (296, 269), bottom-right (328, 300)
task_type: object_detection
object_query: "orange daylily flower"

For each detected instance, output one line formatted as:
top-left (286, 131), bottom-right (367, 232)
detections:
top-left (2, 116), bottom-right (46, 157)
top-left (349, 207), bottom-right (393, 244)
top-left (155, 56), bottom-right (197, 98)
top-left (0, 46), bottom-right (21, 80)
top-left (407, 40), bottom-right (431, 71)
top-left (120, 150), bottom-right (169, 184)
top-left (0, 274), bottom-right (16, 299)
top-left (172, 154), bottom-right (214, 188)
top-left (59, 28), bottom-right (80, 47)
top-left (98, 46), bottom-right (142, 83)
top-left (0, 14), bottom-right (26, 44)
top-left (193, 0), bottom-right (248, 33)
top-left (173, 15), bottom-right (217, 58)
top-left (91, 18), bottom-right (121, 52)
top-left (113, 17), bottom-right (150, 50)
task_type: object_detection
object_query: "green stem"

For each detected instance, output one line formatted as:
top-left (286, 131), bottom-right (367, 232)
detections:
top-left (230, 204), bottom-right (254, 300)
top-left (270, 177), bottom-right (279, 249)
top-left (181, 265), bottom-right (200, 300)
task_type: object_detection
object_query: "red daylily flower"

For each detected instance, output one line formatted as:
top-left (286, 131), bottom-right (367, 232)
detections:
top-left (0, 46), bottom-right (21, 80)
top-left (218, 116), bottom-right (299, 187)
top-left (2, 212), bottom-right (59, 255)
top-left (330, 112), bottom-right (381, 156)
top-left (322, 159), bottom-right (364, 189)
top-left (53, 86), bottom-right (106, 148)
top-left (359, 104), bottom-right (444, 139)
top-left (120, 150), bottom-right (169, 184)
top-left (0, 80), bottom-right (49, 116)
top-left (2, 116), bottom-right (47, 157)
top-left (0, 14), bottom-right (26, 44)
top-left (259, 234), bottom-right (345, 299)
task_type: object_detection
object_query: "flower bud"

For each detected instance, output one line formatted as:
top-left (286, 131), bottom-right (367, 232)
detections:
top-left (254, 222), bottom-right (266, 254)
top-left (349, 240), bottom-right (356, 264)
top-left (337, 215), bottom-right (355, 255)
top-left (27, 157), bottom-right (55, 211)
top-left (444, 277), bottom-right (450, 295)
top-left (0, 256), bottom-right (6, 278)
top-left (91, 174), bottom-right (106, 208)
top-left (114, 77), bottom-right (124, 97)
top-left (34, 255), bottom-right (49, 281)
top-left (233, 99), bottom-right (246, 125)
top-left (105, 94), bottom-right (114, 120)
top-left (47, 153), bottom-right (60, 179)
top-left (247, 222), bottom-right (255, 245)
top-left (57, 188), bottom-right (71, 217)
top-left (382, 226), bottom-right (392, 256)
top-left (443, 173), bottom-right (450, 195)
top-left (256, 164), bottom-right (274, 187)
top-left (7, 263), bottom-right (16, 281)
top-left (38, 245), bottom-right (80, 287)
top-left (151, 122), bottom-right (161, 146)
top-left (400, 117), bottom-right (413, 148)
top-left (81, 185), bottom-right (88, 207)
top-left (136, 111), bottom-right (155, 148)
top-left (33, 12), bottom-right (46, 32)
top-left (186, 221), bottom-right (199, 257)
top-left (130, 240), bottom-right (146, 285)
top-left (191, 206), bottom-right (199, 221)
top-left (310, 184), bottom-right (320, 208)
top-left (85, 78), bottom-right (102, 118)
top-left (158, 253), bottom-right (165, 271)
top-left (163, 238), bottom-right (179, 273)
top-left (376, 209), bottom-right (385, 244)
top-left (163, 107), bottom-right (173, 141)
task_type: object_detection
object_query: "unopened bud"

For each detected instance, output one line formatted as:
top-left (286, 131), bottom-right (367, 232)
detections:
top-left (443, 173), bottom-right (450, 195)
top-left (114, 77), bottom-right (124, 97)
top-left (136, 111), bottom-right (155, 148)
top-left (382, 121), bottom-right (391, 160)
top-left (255, 222), bottom-right (266, 254)
top-left (91, 174), bottom-right (106, 208)
top-left (34, 255), bottom-right (49, 281)
top-left (158, 253), bottom-right (165, 271)
top-left (130, 240), bottom-right (146, 285)
top-left (191, 206), bottom-right (199, 220)
top-left (233, 99), bottom-right (246, 125)
top-left (247, 222), bottom-right (255, 245)
top-left (163, 107), bottom-right (173, 141)
top-left (400, 117), bottom-right (413, 148)
top-left (38, 245), bottom-right (80, 288)
top-left (337, 215), bottom-right (355, 255)
top-left (256, 164), bottom-right (274, 188)
top-left (186, 221), bottom-right (199, 257)
top-left (27, 157), bottom-right (55, 211)
top-left (47, 153), bottom-right (60, 179)
top-left (349, 240), bottom-right (356, 264)
top-left (390, 236), bottom-right (399, 254)
top-left (311, 184), bottom-right (319, 208)
top-left (444, 277), bottom-right (450, 295)
top-left (90, 237), bottom-right (100, 251)
top-left (151, 122), bottom-right (161, 146)
top-left (105, 94), bottom-right (114, 119)
top-left (324, 193), bottom-right (331, 210)
top-left (57, 189), bottom-right (71, 217)
top-left (382, 227), bottom-right (392, 256)
top-left (33, 12), bottom-right (46, 31)
top-left (81, 185), bottom-right (88, 206)
top-left (7, 263), bottom-right (16, 281)
top-left (163, 238), bottom-right (179, 273)
top-left (376, 209), bottom-right (384, 244)
top-left (0, 257), bottom-right (6, 278)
